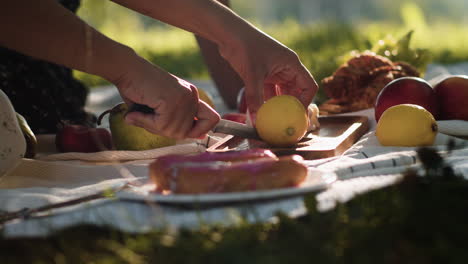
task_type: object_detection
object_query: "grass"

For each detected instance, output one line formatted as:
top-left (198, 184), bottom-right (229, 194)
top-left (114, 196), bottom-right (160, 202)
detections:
top-left (73, 18), bottom-right (468, 104)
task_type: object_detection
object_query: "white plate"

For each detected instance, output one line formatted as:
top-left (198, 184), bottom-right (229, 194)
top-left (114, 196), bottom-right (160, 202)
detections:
top-left (116, 170), bottom-right (337, 205)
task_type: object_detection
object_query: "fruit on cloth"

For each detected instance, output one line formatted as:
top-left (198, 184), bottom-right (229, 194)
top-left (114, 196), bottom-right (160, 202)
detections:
top-left (198, 88), bottom-right (215, 109)
top-left (434, 75), bottom-right (468, 121)
top-left (222, 113), bottom-right (247, 124)
top-left (55, 124), bottom-right (113, 153)
top-left (0, 89), bottom-right (26, 176)
top-left (150, 149), bottom-right (307, 194)
top-left (256, 95), bottom-right (308, 147)
top-left (100, 103), bottom-right (176, 151)
top-left (376, 104), bottom-right (438, 147)
top-left (374, 77), bottom-right (439, 122)
top-left (320, 51), bottom-right (420, 115)
top-left (16, 113), bottom-right (37, 158)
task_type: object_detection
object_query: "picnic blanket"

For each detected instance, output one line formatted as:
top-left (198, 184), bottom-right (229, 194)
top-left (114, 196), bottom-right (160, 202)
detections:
top-left (1, 63), bottom-right (468, 238)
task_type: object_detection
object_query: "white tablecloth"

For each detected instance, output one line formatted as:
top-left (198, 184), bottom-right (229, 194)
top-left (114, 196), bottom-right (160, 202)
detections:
top-left (1, 63), bottom-right (468, 238)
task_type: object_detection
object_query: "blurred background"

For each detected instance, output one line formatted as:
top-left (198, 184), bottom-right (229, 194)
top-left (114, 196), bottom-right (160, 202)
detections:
top-left (75, 0), bottom-right (468, 102)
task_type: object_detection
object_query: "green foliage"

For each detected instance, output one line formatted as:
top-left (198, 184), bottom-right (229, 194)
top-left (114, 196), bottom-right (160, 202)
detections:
top-left (74, 1), bottom-right (468, 92)
top-left (400, 2), bottom-right (428, 32)
top-left (73, 17), bottom-right (468, 105)
top-left (371, 30), bottom-right (432, 74)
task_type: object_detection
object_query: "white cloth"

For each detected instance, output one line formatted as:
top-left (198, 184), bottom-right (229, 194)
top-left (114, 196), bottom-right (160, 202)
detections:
top-left (3, 107), bottom-right (466, 238)
top-left (37, 135), bottom-right (224, 162)
top-left (2, 66), bottom-right (468, 238)
top-left (437, 120), bottom-right (468, 136)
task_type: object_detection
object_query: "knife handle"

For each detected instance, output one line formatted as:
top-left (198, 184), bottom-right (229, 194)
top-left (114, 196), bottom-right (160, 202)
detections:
top-left (129, 104), bottom-right (155, 114)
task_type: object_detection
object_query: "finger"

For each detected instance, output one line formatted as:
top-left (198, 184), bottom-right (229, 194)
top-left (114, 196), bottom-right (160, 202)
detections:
top-left (125, 111), bottom-right (169, 136)
top-left (264, 83), bottom-right (278, 101)
top-left (273, 65), bottom-right (317, 108)
top-left (187, 101), bottom-right (220, 139)
top-left (167, 84), bottom-right (200, 139)
top-left (295, 66), bottom-right (318, 107)
top-left (176, 84), bottom-right (201, 138)
top-left (172, 74), bottom-right (198, 93)
top-left (171, 105), bottom-right (197, 139)
top-left (244, 74), bottom-right (265, 117)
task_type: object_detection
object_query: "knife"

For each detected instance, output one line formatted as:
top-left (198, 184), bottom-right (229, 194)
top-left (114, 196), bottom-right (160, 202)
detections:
top-left (212, 119), bottom-right (260, 140)
top-left (129, 104), bottom-right (260, 140)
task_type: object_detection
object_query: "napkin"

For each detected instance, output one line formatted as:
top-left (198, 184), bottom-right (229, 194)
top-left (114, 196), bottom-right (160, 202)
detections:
top-left (437, 120), bottom-right (468, 137)
top-left (37, 134), bottom-right (223, 162)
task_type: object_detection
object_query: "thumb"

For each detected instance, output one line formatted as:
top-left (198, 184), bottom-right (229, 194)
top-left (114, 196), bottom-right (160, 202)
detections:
top-left (187, 101), bottom-right (220, 139)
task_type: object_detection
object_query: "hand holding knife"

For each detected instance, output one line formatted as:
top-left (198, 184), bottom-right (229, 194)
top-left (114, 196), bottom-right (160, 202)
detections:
top-left (129, 103), bottom-right (260, 140)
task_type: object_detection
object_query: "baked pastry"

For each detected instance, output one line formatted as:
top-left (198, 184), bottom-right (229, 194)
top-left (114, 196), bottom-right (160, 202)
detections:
top-left (149, 149), bottom-right (308, 194)
top-left (319, 51), bottom-right (420, 115)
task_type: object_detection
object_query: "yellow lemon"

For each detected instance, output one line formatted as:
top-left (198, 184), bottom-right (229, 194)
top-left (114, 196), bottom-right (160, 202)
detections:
top-left (256, 95), bottom-right (308, 147)
top-left (376, 104), bottom-right (438, 147)
top-left (198, 88), bottom-right (215, 109)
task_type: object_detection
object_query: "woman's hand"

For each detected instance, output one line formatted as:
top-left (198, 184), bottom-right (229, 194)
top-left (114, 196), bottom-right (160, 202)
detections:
top-left (219, 31), bottom-right (318, 120)
top-left (113, 55), bottom-right (220, 139)
top-left (110, 0), bottom-right (317, 121)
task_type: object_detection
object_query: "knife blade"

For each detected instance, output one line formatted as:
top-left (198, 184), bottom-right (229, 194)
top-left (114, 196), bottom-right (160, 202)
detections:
top-left (212, 119), bottom-right (261, 140)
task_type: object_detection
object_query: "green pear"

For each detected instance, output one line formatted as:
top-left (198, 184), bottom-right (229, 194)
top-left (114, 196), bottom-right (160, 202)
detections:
top-left (16, 112), bottom-right (37, 158)
top-left (100, 103), bottom-right (176, 151)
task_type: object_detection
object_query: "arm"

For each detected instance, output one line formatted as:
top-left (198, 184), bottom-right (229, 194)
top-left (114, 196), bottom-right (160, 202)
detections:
top-left (112, 0), bottom-right (249, 109)
top-left (0, 0), bottom-right (131, 83)
top-left (112, 0), bottom-right (318, 115)
top-left (0, 0), bottom-right (220, 139)
top-left (195, 0), bottom-right (244, 109)
top-left (111, 0), bottom-right (249, 48)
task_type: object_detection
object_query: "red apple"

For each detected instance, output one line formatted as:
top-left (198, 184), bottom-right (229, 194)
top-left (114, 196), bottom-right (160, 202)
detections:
top-left (374, 77), bottom-right (439, 122)
top-left (55, 124), bottom-right (113, 153)
top-left (222, 113), bottom-right (247, 124)
top-left (237, 87), bottom-right (247, 113)
top-left (434, 75), bottom-right (468, 121)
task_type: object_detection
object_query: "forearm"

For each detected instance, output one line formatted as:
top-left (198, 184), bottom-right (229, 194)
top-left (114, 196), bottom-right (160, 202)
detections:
top-left (196, 36), bottom-right (243, 108)
top-left (111, 0), bottom-right (257, 50)
top-left (0, 0), bottom-right (134, 83)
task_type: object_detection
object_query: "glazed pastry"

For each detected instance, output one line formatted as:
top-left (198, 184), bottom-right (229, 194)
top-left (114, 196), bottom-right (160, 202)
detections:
top-left (149, 149), bottom-right (308, 194)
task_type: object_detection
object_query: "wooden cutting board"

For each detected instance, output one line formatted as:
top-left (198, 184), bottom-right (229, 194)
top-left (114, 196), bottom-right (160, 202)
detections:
top-left (207, 115), bottom-right (369, 160)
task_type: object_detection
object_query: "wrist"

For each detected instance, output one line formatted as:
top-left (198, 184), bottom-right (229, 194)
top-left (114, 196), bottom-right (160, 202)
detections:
top-left (84, 27), bottom-right (138, 85)
top-left (98, 45), bottom-right (138, 85)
